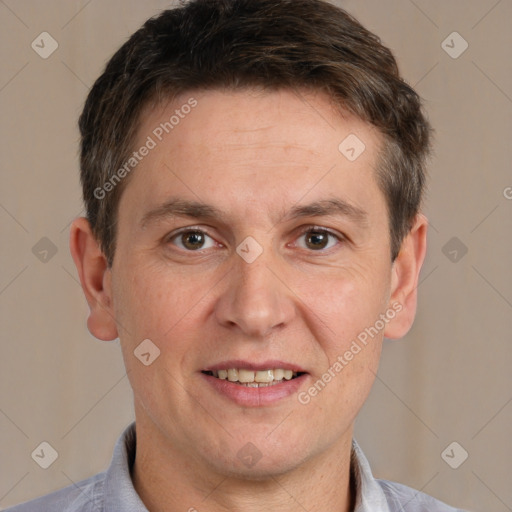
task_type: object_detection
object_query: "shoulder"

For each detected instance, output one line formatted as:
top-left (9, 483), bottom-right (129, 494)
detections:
top-left (377, 478), bottom-right (469, 512)
top-left (3, 471), bottom-right (106, 512)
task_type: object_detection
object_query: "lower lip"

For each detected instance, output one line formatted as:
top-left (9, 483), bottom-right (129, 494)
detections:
top-left (201, 373), bottom-right (308, 407)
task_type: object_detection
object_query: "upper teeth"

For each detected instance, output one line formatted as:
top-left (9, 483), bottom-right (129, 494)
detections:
top-left (214, 369), bottom-right (296, 383)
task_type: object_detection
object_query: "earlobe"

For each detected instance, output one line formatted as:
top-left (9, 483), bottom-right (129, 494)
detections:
top-left (69, 217), bottom-right (119, 341)
top-left (383, 213), bottom-right (428, 340)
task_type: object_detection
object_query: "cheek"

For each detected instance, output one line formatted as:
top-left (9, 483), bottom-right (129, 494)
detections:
top-left (112, 260), bottom-right (219, 385)
top-left (292, 261), bottom-right (390, 346)
top-left (112, 262), bottom-right (190, 346)
top-left (112, 265), bottom-right (199, 409)
top-left (291, 260), bottom-right (387, 415)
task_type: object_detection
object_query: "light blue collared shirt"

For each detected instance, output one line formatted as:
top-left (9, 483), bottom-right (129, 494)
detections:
top-left (5, 422), bottom-right (468, 511)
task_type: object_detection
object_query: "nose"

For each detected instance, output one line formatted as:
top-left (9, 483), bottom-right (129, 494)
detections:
top-left (214, 251), bottom-right (296, 339)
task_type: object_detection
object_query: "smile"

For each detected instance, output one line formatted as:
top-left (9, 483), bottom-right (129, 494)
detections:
top-left (202, 368), bottom-right (305, 387)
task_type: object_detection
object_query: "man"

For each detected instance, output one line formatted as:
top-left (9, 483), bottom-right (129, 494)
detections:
top-left (6, 0), bottom-right (468, 510)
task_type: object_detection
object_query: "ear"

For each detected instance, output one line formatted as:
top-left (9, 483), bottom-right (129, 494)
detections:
top-left (383, 213), bottom-right (428, 339)
top-left (69, 217), bottom-right (118, 341)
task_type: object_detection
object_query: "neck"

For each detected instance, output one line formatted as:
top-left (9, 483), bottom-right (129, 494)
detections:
top-left (131, 416), bottom-right (355, 512)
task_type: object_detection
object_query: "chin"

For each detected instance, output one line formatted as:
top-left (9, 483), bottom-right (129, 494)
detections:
top-left (199, 435), bottom-right (312, 481)
top-left (214, 456), bottom-right (306, 481)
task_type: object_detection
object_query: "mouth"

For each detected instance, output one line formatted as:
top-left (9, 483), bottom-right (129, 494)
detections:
top-left (201, 368), bottom-right (307, 387)
top-left (200, 360), bottom-right (309, 406)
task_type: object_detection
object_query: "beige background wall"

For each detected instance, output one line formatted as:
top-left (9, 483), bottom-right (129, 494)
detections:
top-left (1, 1), bottom-right (511, 510)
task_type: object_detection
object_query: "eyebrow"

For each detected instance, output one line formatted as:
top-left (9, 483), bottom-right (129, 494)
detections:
top-left (139, 197), bottom-right (368, 229)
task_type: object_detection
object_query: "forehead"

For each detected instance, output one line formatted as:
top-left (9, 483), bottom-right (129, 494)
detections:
top-left (137, 87), bottom-right (380, 157)
top-left (120, 88), bottom-right (386, 227)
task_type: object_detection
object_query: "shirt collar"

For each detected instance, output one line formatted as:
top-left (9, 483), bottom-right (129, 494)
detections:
top-left (103, 422), bottom-right (148, 511)
top-left (351, 439), bottom-right (391, 512)
top-left (102, 422), bottom-right (390, 511)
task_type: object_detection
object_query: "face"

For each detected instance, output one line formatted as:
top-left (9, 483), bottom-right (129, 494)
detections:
top-left (84, 88), bottom-right (413, 478)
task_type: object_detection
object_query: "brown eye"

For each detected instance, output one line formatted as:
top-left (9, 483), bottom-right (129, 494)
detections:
top-left (181, 231), bottom-right (205, 250)
top-left (169, 230), bottom-right (216, 251)
top-left (305, 231), bottom-right (329, 250)
top-left (296, 227), bottom-right (342, 252)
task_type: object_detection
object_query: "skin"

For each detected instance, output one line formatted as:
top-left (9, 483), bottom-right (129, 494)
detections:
top-left (70, 88), bottom-right (427, 512)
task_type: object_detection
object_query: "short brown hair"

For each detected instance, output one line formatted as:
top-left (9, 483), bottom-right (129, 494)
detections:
top-left (78, 0), bottom-right (432, 266)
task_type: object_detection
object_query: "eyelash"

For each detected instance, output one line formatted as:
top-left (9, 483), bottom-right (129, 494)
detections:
top-left (166, 225), bottom-right (345, 254)
top-left (293, 226), bottom-right (344, 252)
